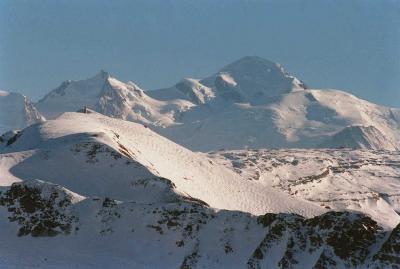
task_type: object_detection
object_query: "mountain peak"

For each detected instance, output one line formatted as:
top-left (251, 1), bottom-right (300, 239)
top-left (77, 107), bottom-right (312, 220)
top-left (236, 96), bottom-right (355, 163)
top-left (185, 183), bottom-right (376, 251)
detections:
top-left (200, 56), bottom-right (303, 100)
top-left (94, 69), bottom-right (111, 80)
top-left (222, 56), bottom-right (281, 72)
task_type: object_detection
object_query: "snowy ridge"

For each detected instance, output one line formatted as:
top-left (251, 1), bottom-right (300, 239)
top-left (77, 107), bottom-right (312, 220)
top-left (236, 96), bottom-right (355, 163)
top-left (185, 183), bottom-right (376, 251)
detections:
top-left (0, 91), bottom-right (45, 134)
top-left (148, 78), bottom-right (215, 105)
top-left (36, 71), bottom-right (193, 128)
top-left (0, 111), bottom-right (324, 216)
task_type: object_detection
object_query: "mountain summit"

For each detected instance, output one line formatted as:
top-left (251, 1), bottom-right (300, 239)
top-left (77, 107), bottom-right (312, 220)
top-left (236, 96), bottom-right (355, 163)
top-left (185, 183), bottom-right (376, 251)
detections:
top-left (200, 56), bottom-right (306, 101)
top-left (149, 56), bottom-right (306, 103)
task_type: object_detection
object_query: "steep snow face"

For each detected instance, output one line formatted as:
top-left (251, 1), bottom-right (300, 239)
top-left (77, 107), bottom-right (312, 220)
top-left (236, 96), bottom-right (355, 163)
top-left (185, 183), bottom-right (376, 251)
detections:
top-left (200, 56), bottom-right (306, 101)
top-left (0, 111), bottom-right (324, 217)
top-left (0, 90), bottom-right (45, 134)
top-left (94, 77), bottom-right (194, 127)
top-left (320, 125), bottom-right (399, 150)
top-left (36, 71), bottom-right (193, 127)
top-left (36, 71), bottom-right (110, 119)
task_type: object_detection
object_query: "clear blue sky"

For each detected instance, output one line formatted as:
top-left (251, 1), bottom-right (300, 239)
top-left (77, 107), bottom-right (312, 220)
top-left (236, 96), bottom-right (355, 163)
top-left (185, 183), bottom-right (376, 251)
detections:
top-left (1, 0), bottom-right (399, 107)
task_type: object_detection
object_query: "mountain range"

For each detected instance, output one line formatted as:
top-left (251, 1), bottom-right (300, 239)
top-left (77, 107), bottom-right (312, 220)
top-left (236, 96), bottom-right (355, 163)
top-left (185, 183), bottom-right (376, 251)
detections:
top-left (0, 56), bottom-right (399, 268)
top-left (5, 56), bottom-right (396, 151)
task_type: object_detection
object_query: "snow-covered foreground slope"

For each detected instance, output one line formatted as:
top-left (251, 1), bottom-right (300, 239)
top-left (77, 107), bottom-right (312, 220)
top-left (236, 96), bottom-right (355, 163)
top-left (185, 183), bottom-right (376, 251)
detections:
top-left (0, 178), bottom-right (400, 269)
top-left (0, 179), bottom-right (399, 268)
top-left (0, 111), bottom-right (323, 216)
top-left (209, 148), bottom-right (400, 229)
top-left (0, 112), bottom-right (399, 268)
top-left (0, 90), bottom-right (45, 134)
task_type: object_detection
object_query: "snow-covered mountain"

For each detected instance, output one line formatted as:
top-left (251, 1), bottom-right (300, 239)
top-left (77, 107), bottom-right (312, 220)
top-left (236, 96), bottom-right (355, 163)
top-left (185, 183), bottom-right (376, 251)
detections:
top-left (0, 111), bottom-right (399, 268)
top-left (149, 58), bottom-right (400, 151)
top-left (149, 56), bottom-right (305, 103)
top-left (0, 90), bottom-right (45, 134)
top-left (320, 125), bottom-right (399, 150)
top-left (34, 57), bottom-right (400, 152)
top-left (36, 71), bottom-right (193, 127)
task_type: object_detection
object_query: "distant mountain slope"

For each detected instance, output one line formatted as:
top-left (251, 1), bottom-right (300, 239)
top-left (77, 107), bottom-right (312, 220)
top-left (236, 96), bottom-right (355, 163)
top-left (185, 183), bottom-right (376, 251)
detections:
top-left (149, 57), bottom-right (400, 151)
top-left (148, 56), bottom-right (305, 103)
top-left (153, 88), bottom-right (400, 151)
top-left (33, 56), bottom-right (400, 151)
top-left (36, 71), bottom-right (193, 127)
top-left (320, 125), bottom-right (399, 150)
top-left (0, 90), bottom-right (45, 134)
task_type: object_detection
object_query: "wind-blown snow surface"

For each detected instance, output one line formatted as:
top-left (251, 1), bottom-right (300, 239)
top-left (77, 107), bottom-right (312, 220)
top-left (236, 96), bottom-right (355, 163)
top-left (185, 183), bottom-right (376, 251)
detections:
top-left (0, 112), bottom-right (399, 268)
top-left (0, 90), bottom-right (45, 134)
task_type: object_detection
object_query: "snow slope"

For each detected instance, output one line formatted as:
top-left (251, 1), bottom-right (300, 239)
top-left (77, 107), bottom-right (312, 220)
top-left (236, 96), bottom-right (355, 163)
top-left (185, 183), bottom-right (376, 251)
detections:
top-left (149, 89), bottom-right (400, 151)
top-left (0, 182), bottom-right (396, 269)
top-left (0, 111), bottom-right (323, 217)
top-left (269, 89), bottom-right (400, 149)
top-left (0, 90), bottom-right (45, 134)
top-left (320, 125), bottom-right (398, 150)
top-left (209, 148), bottom-right (400, 229)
